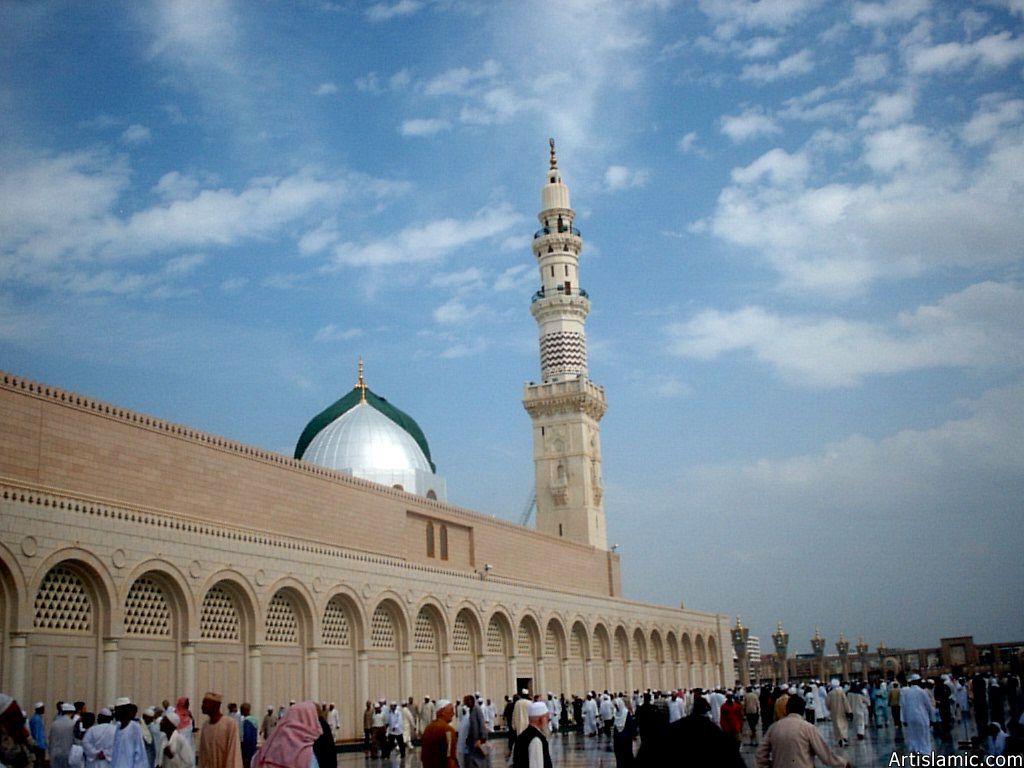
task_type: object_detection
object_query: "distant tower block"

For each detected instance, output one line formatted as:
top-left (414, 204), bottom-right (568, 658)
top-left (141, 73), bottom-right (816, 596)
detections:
top-left (523, 139), bottom-right (608, 549)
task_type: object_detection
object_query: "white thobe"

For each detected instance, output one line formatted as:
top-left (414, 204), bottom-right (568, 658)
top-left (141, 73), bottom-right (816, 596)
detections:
top-left (582, 699), bottom-right (598, 735)
top-left (817, 686), bottom-right (830, 720)
top-left (83, 722), bottom-right (117, 768)
top-left (482, 703), bottom-right (495, 731)
top-left (901, 685), bottom-right (936, 754)
top-left (160, 730), bottom-right (195, 768)
top-left (112, 721), bottom-right (150, 768)
top-left (668, 699), bottom-right (682, 723)
top-left (328, 708), bottom-right (340, 735)
top-left (709, 692), bottom-right (725, 724)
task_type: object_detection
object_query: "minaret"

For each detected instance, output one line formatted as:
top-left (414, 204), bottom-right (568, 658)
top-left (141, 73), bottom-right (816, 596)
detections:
top-left (522, 139), bottom-right (608, 549)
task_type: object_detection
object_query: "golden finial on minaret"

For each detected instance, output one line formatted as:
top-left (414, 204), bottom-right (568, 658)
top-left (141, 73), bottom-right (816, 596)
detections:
top-left (356, 357), bottom-right (367, 403)
top-left (549, 137), bottom-right (557, 170)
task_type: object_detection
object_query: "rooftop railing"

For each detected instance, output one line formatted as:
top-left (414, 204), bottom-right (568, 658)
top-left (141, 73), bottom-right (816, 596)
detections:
top-left (533, 226), bottom-right (582, 239)
top-left (532, 286), bottom-right (589, 303)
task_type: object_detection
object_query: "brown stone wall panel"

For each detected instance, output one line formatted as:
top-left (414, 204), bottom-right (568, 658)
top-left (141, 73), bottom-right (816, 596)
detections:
top-left (0, 390), bottom-right (42, 480)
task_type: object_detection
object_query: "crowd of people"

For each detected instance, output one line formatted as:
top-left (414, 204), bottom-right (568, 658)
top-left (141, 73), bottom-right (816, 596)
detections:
top-left (2, 670), bottom-right (1020, 767)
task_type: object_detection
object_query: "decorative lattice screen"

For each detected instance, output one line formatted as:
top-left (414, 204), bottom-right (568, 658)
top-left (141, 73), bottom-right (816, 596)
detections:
top-left (322, 597), bottom-right (351, 647)
top-left (414, 611), bottom-right (436, 651)
top-left (371, 606), bottom-right (396, 649)
top-left (452, 615), bottom-right (471, 653)
top-left (265, 592), bottom-right (298, 644)
top-left (34, 566), bottom-right (92, 632)
top-left (487, 619), bottom-right (506, 655)
top-left (124, 578), bottom-right (171, 637)
top-left (200, 585), bottom-right (240, 641)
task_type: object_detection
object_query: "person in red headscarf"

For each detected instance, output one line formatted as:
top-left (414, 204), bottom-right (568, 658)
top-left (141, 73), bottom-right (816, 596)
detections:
top-left (174, 697), bottom-right (195, 752)
top-left (252, 701), bottom-right (323, 768)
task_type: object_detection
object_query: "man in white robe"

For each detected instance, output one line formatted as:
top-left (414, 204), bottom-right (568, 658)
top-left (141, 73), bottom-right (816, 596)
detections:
top-left (111, 699), bottom-right (149, 768)
top-left (598, 695), bottom-right (614, 737)
top-left (817, 683), bottom-right (830, 721)
top-left (581, 694), bottom-right (598, 736)
top-left (901, 675), bottom-right (936, 755)
top-left (158, 711), bottom-right (194, 768)
top-left (546, 694), bottom-right (560, 733)
top-left (668, 693), bottom-right (683, 724)
top-left (708, 689), bottom-right (726, 725)
top-left (83, 709), bottom-right (117, 768)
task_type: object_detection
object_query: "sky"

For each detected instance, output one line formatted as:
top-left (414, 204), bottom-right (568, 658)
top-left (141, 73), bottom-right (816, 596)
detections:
top-left (2, 0), bottom-right (1023, 654)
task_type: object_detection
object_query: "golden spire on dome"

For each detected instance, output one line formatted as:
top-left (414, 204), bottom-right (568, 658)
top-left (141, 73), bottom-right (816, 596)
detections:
top-left (549, 137), bottom-right (558, 170)
top-left (356, 357), bottom-right (367, 403)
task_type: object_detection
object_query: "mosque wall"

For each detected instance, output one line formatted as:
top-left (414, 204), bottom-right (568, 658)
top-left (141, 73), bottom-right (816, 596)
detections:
top-left (0, 371), bottom-right (729, 739)
top-left (0, 373), bottom-right (617, 599)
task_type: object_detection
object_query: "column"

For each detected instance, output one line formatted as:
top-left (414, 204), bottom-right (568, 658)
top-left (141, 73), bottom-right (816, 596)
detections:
top-left (401, 653), bottom-right (413, 698)
top-left (306, 648), bottom-right (319, 702)
top-left (604, 660), bottom-right (613, 693)
top-left (674, 662), bottom-right (683, 690)
top-left (441, 655), bottom-right (452, 699)
top-left (625, 662), bottom-right (634, 693)
top-left (508, 656), bottom-right (518, 693)
top-left (476, 655), bottom-right (487, 697)
top-left (688, 662), bottom-right (697, 689)
top-left (103, 637), bottom-right (119, 705)
top-left (181, 641), bottom-right (197, 710)
top-left (9, 632), bottom-right (28, 703)
top-left (561, 659), bottom-right (571, 696)
top-left (357, 651), bottom-right (369, 709)
top-left (536, 658), bottom-right (546, 695)
top-left (248, 645), bottom-right (263, 713)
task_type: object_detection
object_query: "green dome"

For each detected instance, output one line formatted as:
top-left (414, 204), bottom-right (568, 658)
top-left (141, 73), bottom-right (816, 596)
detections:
top-left (294, 385), bottom-right (436, 473)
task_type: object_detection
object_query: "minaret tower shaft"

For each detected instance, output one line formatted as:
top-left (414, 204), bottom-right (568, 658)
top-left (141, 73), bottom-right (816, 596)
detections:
top-left (522, 140), bottom-right (608, 549)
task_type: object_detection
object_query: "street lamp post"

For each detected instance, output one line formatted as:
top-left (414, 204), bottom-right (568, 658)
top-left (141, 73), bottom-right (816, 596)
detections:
top-left (731, 616), bottom-right (750, 687)
top-left (772, 621), bottom-right (790, 684)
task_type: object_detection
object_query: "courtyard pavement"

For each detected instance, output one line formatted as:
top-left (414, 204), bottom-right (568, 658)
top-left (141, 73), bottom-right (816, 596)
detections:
top-left (337, 717), bottom-right (980, 767)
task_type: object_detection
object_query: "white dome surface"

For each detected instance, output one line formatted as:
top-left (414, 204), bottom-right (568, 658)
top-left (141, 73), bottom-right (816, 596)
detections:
top-left (302, 401), bottom-right (432, 474)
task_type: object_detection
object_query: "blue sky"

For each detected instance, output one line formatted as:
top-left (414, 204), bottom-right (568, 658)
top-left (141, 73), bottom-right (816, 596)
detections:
top-left (2, 0), bottom-right (1023, 652)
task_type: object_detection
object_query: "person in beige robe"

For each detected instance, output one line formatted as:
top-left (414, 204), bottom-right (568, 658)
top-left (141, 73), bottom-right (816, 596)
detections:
top-left (197, 693), bottom-right (242, 768)
top-left (825, 683), bottom-right (852, 746)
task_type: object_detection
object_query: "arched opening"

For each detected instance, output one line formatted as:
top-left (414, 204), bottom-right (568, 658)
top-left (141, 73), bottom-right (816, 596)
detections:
top-left (613, 627), bottom-right (629, 693)
top-left (320, 592), bottom-right (360, 739)
top-left (516, 616), bottom-right (541, 694)
top-left (485, 613), bottom-right (513, 698)
top-left (694, 635), bottom-right (707, 688)
top-left (367, 600), bottom-right (405, 704)
top-left (707, 635), bottom-right (720, 687)
top-left (262, 585), bottom-right (314, 708)
top-left (197, 578), bottom-right (255, 701)
top-left (680, 633), bottom-right (694, 689)
top-left (665, 632), bottom-right (680, 689)
top-left (451, 608), bottom-right (482, 697)
top-left (544, 619), bottom-right (567, 696)
top-left (0, 553), bottom-right (17, 696)
top-left (631, 629), bottom-right (647, 690)
top-left (119, 568), bottom-right (188, 708)
top-left (29, 559), bottom-right (110, 707)
top-left (568, 621), bottom-right (589, 694)
top-left (591, 624), bottom-right (612, 693)
top-left (649, 630), bottom-right (665, 691)
top-left (412, 604), bottom-right (444, 701)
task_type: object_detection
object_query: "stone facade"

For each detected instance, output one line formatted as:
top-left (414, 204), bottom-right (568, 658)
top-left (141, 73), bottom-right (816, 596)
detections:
top-left (0, 371), bottom-right (727, 740)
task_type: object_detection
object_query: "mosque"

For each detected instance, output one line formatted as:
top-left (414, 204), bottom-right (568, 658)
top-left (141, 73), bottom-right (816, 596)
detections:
top-left (0, 143), bottom-right (728, 739)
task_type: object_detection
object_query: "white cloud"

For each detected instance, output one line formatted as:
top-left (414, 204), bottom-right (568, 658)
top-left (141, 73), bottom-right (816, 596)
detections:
top-left (315, 82), bottom-right (339, 96)
top-left (740, 36), bottom-right (783, 58)
top-left (604, 165), bottom-right (649, 190)
top-left (493, 264), bottom-right (533, 292)
top-left (908, 31), bottom-right (1024, 74)
top-left (423, 60), bottom-right (501, 97)
top-left (121, 124), bottom-right (152, 144)
top-left (721, 109), bottom-right (782, 142)
top-left (366, 0), bottom-right (423, 22)
top-left (164, 253), bottom-right (205, 275)
top-left (667, 282), bottom-right (1024, 388)
top-left (398, 118), bottom-right (451, 137)
top-left (329, 204), bottom-right (524, 268)
top-left (741, 48), bottom-right (814, 82)
top-left (314, 324), bottom-right (362, 342)
top-left (432, 298), bottom-right (487, 325)
top-left (697, 0), bottom-right (824, 38)
top-left (730, 148), bottom-right (809, 186)
top-left (852, 0), bottom-right (929, 27)
top-left (702, 118), bottom-right (1024, 293)
top-left (153, 171), bottom-right (200, 201)
top-left (430, 267), bottom-right (485, 289)
top-left (857, 90), bottom-right (916, 129)
top-left (963, 95), bottom-right (1024, 145)
top-left (678, 131), bottom-right (700, 154)
top-left (852, 52), bottom-right (890, 82)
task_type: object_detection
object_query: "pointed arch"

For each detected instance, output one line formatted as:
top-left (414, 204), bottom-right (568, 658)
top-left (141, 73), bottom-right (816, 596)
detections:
top-left (197, 571), bottom-right (257, 701)
top-left (484, 609), bottom-right (514, 698)
top-left (319, 586), bottom-right (362, 739)
top-left (412, 601), bottom-right (445, 700)
top-left (367, 596), bottom-right (408, 704)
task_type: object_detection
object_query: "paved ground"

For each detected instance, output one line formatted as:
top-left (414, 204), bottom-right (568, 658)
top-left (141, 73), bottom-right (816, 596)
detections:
top-left (338, 717), bottom-right (979, 766)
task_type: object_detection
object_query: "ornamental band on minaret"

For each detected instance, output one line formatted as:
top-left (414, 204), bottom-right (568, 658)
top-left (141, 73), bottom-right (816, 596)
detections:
top-left (523, 140), bottom-right (609, 550)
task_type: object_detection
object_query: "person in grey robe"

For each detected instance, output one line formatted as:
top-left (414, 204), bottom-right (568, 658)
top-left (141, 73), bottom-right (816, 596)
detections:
top-left (50, 703), bottom-right (78, 768)
top-left (461, 695), bottom-right (489, 768)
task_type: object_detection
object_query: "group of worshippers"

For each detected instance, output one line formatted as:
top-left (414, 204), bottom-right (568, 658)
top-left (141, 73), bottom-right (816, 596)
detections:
top-left (1, 690), bottom-right (344, 768)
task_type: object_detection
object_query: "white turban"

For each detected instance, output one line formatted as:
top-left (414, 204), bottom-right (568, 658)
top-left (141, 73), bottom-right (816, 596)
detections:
top-left (163, 710), bottom-right (180, 727)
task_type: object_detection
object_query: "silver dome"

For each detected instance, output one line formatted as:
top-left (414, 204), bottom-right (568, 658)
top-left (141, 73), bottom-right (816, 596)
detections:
top-left (302, 402), bottom-right (432, 475)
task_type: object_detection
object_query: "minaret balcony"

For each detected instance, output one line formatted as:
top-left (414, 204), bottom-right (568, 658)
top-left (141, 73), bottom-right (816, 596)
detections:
top-left (532, 286), bottom-right (588, 303)
top-left (534, 226), bottom-right (581, 239)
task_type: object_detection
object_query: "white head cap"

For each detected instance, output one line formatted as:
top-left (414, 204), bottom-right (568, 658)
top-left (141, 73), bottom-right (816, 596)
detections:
top-left (528, 702), bottom-right (549, 717)
top-left (115, 697), bottom-right (132, 708)
top-left (909, 673), bottom-right (921, 681)
top-left (163, 710), bottom-right (180, 727)
top-left (61, 703), bottom-right (76, 713)
top-left (435, 699), bottom-right (451, 711)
